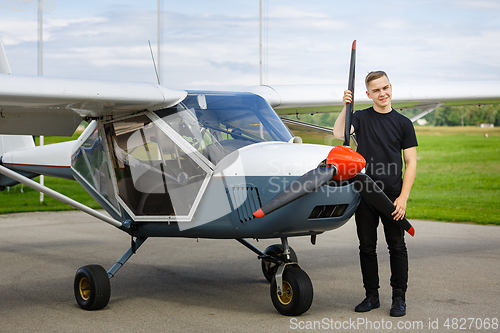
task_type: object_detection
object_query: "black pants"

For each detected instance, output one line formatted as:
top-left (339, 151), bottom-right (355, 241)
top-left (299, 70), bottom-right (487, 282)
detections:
top-left (355, 194), bottom-right (408, 297)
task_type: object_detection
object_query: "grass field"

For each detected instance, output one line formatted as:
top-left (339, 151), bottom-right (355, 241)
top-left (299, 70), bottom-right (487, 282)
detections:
top-left (0, 133), bottom-right (102, 214)
top-left (408, 127), bottom-right (500, 224)
top-left (0, 127), bottom-right (499, 225)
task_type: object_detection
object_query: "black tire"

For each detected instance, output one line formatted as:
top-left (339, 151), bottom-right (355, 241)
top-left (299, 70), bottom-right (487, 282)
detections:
top-left (74, 265), bottom-right (111, 310)
top-left (270, 266), bottom-right (313, 316)
top-left (261, 244), bottom-right (298, 282)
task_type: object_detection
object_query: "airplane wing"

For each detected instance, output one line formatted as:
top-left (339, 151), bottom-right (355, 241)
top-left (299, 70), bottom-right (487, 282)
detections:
top-left (245, 81), bottom-right (500, 122)
top-left (0, 74), bottom-right (187, 136)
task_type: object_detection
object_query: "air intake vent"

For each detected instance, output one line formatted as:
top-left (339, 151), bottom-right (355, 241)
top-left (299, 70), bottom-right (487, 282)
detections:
top-left (229, 186), bottom-right (262, 223)
top-left (308, 204), bottom-right (348, 219)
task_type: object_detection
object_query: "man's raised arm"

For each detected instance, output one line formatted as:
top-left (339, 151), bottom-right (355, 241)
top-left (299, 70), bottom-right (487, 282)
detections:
top-left (333, 90), bottom-right (354, 139)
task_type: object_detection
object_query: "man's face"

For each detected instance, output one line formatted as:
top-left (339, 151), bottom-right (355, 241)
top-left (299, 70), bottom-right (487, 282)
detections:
top-left (366, 76), bottom-right (392, 111)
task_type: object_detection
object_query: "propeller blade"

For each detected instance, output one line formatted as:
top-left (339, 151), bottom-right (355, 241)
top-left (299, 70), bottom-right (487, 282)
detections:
top-left (253, 166), bottom-right (336, 218)
top-left (343, 40), bottom-right (356, 147)
top-left (351, 173), bottom-right (415, 237)
top-left (253, 146), bottom-right (366, 218)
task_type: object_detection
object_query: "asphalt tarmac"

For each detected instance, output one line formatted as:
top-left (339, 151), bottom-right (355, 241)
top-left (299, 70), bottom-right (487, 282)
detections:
top-left (0, 211), bottom-right (499, 333)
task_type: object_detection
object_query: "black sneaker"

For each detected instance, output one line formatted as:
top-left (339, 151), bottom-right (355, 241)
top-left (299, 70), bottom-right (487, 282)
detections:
top-left (355, 296), bottom-right (380, 312)
top-left (390, 296), bottom-right (406, 317)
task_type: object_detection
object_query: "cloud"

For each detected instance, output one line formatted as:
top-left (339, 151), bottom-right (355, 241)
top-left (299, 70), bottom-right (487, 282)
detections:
top-left (208, 60), bottom-right (258, 74)
top-left (1, 1), bottom-right (500, 90)
top-left (0, 18), bottom-right (38, 44)
top-left (453, 0), bottom-right (500, 10)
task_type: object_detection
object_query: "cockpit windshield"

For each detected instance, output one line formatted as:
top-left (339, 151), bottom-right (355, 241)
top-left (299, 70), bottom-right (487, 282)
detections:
top-left (155, 92), bottom-right (293, 165)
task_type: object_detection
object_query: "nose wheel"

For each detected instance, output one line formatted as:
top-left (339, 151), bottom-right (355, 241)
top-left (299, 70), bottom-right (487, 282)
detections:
top-left (270, 265), bottom-right (313, 316)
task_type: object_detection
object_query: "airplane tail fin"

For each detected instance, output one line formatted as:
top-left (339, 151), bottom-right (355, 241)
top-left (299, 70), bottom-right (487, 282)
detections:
top-left (0, 40), bottom-right (12, 74)
top-left (0, 135), bottom-right (37, 188)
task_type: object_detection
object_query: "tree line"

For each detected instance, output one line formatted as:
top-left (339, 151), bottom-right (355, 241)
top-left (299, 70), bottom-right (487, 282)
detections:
top-left (417, 105), bottom-right (500, 126)
top-left (285, 104), bottom-right (500, 127)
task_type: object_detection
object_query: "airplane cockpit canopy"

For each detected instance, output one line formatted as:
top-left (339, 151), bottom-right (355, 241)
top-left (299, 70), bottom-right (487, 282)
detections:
top-left (155, 92), bottom-right (294, 165)
top-left (72, 92), bottom-right (294, 222)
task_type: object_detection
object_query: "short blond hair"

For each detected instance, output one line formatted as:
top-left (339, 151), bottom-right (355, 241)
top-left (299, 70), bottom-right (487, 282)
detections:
top-left (365, 71), bottom-right (389, 88)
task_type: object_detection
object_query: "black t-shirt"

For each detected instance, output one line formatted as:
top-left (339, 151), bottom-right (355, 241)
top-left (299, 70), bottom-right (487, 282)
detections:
top-left (351, 107), bottom-right (418, 195)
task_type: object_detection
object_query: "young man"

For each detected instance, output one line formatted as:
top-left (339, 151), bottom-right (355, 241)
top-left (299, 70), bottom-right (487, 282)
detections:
top-left (333, 71), bottom-right (417, 317)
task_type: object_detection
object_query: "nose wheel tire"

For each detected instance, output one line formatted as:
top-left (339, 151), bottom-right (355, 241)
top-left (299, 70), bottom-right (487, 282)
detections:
top-left (261, 244), bottom-right (298, 282)
top-left (270, 266), bottom-right (313, 316)
top-left (74, 265), bottom-right (111, 310)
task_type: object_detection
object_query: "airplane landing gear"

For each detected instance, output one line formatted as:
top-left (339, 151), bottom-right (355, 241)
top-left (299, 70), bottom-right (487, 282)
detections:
top-left (74, 236), bottom-right (313, 315)
top-left (74, 237), bottom-right (147, 310)
top-left (237, 237), bottom-right (314, 316)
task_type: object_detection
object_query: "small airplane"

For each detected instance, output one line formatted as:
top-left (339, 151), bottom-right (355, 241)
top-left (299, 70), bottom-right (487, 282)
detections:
top-left (0, 39), bottom-right (499, 316)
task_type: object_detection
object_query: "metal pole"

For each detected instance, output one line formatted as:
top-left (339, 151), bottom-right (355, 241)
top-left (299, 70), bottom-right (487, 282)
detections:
top-left (158, 0), bottom-right (161, 84)
top-left (38, 7), bottom-right (42, 76)
top-left (259, 0), bottom-right (262, 85)
top-left (38, 6), bottom-right (44, 204)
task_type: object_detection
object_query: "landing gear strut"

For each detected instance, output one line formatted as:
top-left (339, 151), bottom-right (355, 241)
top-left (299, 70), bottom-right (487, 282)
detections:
top-left (74, 237), bottom-right (147, 310)
top-left (261, 243), bottom-right (298, 282)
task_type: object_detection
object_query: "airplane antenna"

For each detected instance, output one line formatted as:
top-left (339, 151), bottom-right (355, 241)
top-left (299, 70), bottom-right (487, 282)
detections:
top-left (148, 40), bottom-right (161, 85)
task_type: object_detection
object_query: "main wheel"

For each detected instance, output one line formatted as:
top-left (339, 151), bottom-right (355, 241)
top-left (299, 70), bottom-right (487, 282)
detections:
top-left (74, 265), bottom-right (111, 310)
top-left (270, 266), bottom-right (313, 316)
top-left (261, 244), bottom-right (298, 282)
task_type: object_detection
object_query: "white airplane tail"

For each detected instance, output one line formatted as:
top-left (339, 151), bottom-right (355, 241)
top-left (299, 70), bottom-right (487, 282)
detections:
top-left (0, 135), bottom-right (36, 157)
top-left (0, 135), bottom-right (75, 187)
top-left (0, 135), bottom-right (37, 188)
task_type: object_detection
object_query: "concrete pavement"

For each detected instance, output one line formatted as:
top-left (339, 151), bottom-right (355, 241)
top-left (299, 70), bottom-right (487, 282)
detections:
top-left (0, 211), bottom-right (499, 332)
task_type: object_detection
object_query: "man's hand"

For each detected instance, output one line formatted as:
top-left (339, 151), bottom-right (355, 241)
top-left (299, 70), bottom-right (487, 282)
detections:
top-left (333, 90), bottom-right (355, 138)
top-left (392, 196), bottom-right (407, 221)
top-left (391, 146), bottom-right (417, 221)
top-left (343, 90), bottom-right (352, 106)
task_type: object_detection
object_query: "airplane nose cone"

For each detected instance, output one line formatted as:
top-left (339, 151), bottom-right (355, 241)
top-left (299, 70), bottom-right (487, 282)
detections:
top-left (326, 146), bottom-right (366, 181)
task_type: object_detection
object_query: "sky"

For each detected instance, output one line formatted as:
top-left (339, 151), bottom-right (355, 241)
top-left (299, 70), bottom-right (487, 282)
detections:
top-left (1, 0), bottom-right (500, 90)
